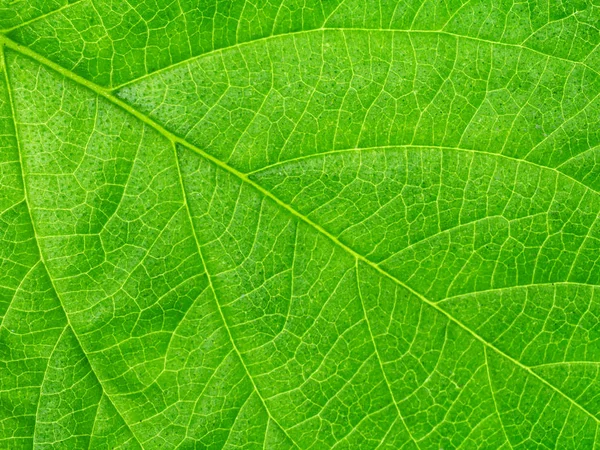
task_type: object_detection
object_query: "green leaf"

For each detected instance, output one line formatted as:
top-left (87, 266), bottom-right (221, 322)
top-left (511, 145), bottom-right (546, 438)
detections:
top-left (1, 1), bottom-right (600, 448)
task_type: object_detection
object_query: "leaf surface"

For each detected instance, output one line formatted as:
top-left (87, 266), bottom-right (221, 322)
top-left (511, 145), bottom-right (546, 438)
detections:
top-left (1, 1), bottom-right (600, 448)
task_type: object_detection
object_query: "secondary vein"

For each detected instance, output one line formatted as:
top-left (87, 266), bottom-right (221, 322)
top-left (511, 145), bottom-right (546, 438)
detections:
top-left (171, 141), bottom-right (299, 448)
top-left (1, 40), bottom-right (144, 449)
top-left (1, 33), bottom-right (597, 426)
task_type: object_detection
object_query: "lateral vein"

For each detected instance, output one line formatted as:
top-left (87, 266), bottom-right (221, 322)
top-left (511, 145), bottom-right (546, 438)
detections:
top-left (1, 33), bottom-right (597, 425)
top-left (1, 40), bottom-right (144, 449)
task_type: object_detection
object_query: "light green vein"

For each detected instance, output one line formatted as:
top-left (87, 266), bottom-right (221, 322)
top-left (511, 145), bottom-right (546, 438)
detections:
top-left (171, 141), bottom-right (299, 448)
top-left (355, 260), bottom-right (420, 448)
top-left (111, 28), bottom-right (600, 91)
top-left (1, 0), bottom-right (87, 33)
top-left (248, 144), bottom-right (600, 197)
top-left (31, 325), bottom-right (68, 447)
top-left (1, 33), bottom-right (598, 429)
top-left (1, 41), bottom-right (143, 449)
top-left (484, 346), bottom-right (513, 449)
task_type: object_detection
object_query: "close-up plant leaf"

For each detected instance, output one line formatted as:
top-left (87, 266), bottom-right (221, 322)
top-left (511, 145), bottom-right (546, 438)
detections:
top-left (1, 1), bottom-right (600, 448)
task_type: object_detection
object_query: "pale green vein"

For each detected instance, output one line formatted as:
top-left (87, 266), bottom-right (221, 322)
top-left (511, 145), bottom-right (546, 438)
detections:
top-left (248, 144), bottom-right (600, 197)
top-left (171, 141), bottom-right (299, 449)
top-left (532, 361), bottom-right (600, 369)
top-left (439, 282), bottom-right (599, 304)
top-left (1, 0), bottom-right (87, 33)
top-left (1, 32), bottom-right (598, 429)
top-left (557, 144), bottom-right (600, 169)
top-left (86, 387), bottom-right (103, 450)
top-left (355, 260), bottom-right (420, 448)
top-left (374, 416), bottom-right (401, 450)
top-left (111, 27), bottom-right (600, 91)
top-left (1, 41), bottom-right (143, 449)
top-left (32, 325), bottom-right (68, 447)
top-left (484, 346), bottom-right (513, 449)
top-left (0, 259), bottom-right (39, 330)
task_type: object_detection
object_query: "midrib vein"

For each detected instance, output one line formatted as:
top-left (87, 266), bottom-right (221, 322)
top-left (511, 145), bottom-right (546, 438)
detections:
top-left (1, 33), bottom-right (598, 427)
top-left (1, 43), bottom-right (144, 448)
top-left (0, 33), bottom-right (294, 448)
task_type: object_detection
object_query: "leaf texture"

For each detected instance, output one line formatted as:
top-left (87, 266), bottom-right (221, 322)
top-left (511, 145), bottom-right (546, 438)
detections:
top-left (1, 1), bottom-right (600, 449)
